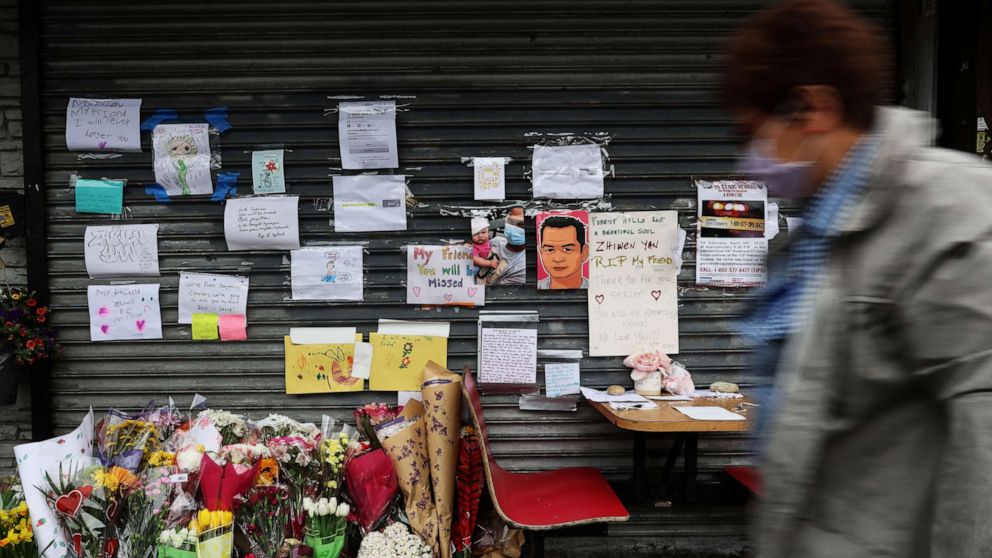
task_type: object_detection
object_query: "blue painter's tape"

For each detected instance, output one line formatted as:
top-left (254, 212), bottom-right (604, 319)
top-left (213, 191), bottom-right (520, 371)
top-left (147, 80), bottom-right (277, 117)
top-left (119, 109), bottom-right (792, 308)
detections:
top-left (140, 109), bottom-right (179, 131)
top-left (204, 106), bottom-right (232, 133)
top-left (211, 171), bottom-right (239, 201)
top-left (144, 184), bottom-right (171, 202)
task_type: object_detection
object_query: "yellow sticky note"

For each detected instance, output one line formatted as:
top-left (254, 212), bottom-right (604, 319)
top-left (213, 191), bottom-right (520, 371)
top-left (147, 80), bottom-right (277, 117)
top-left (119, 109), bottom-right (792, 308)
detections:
top-left (369, 333), bottom-right (448, 391)
top-left (284, 335), bottom-right (364, 394)
top-left (191, 313), bottom-right (219, 340)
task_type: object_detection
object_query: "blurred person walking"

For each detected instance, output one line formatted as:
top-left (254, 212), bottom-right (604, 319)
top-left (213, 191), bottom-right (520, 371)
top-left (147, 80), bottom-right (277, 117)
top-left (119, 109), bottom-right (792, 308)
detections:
top-left (725, 1), bottom-right (992, 557)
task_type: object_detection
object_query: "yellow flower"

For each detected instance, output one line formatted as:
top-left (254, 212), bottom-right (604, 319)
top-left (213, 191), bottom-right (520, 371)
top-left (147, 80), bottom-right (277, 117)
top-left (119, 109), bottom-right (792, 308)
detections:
top-left (94, 466), bottom-right (138, 492)
top-left (11, 293), bottom-right (20, 301)
top-left (148, 450), bottom-right (176, 467)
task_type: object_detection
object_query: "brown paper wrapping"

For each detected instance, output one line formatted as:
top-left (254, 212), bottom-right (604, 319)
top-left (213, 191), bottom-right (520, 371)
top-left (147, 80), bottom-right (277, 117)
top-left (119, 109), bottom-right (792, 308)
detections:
top-left (400, 398), bottom-right (425, 421)
top-left (421, 361), bottom-right (462, 558)
top-left (380, 415), bottom-right (439, 552)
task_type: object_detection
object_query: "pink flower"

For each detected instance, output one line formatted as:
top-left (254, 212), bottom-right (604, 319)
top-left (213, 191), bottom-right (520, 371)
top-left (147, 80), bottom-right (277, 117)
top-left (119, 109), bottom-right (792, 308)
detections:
top-left (623, 350), bottom-right (671, 380)
top-left (661, 363), bottom-right (695, 396)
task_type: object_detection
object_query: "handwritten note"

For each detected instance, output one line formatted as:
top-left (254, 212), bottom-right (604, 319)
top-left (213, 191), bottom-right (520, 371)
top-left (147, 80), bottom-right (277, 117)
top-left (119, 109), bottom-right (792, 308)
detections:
top-left (544, 362), bottom-right (580, 397)
top-left (224, 196), bottom-right (300, 251)
top-left (251, 149), bottom-right (286, 194)
top-left (406, 245), bottom-right (485, 306)
top-left (218, 314), bottom-right (247, 341)
top-left (478, 327), bottom-right (537, 384)
top-left (332, 175), bottom-right (407, 232)
top-left (369, 333), bottom-right (448, 391)
top-left (84, 224), bottom-right (159, 278)
top-left (65, 97), bottom-right (142, 152)
top-left (588, 211), bottom-right (679, 356)
top-left (338, 100), bottom-right (399, 170)
top-left (75, 178), bottom-right (124, 214)
top-left (177, 272), bottom-right (249, 324)
top-left (152, 123), bottom-right (213, 196)
top-left (473, 157), bottom-right (506, 201)
top-left (291, 246), bottom-right (364, 301)
top-left (191, 313), bottom-right (219, 340)
top-left (87, 284), bottom-right (163, 341)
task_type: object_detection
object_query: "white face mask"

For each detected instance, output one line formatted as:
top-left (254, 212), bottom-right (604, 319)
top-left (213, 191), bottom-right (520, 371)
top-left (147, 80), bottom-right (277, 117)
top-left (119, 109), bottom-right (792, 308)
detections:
top-left (739, 139), bottom-right (816, 199)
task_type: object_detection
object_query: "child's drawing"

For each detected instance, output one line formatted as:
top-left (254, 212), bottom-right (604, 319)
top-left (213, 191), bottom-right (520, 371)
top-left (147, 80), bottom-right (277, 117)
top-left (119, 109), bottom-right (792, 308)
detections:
top-left (152, 123), bottom-right (213, 196)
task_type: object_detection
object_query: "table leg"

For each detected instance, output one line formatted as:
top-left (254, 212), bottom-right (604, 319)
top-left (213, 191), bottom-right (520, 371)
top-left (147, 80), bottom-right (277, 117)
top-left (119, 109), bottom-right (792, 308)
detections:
top-left (661, 434), bottom-right (685, 484)
top-left (684, 433), bottom-right (699, 503)
top-left (633, 432), bottom-right (647, 503)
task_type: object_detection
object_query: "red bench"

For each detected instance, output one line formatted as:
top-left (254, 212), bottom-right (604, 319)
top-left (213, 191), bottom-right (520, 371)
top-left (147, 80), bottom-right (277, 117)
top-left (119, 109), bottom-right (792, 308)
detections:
top-left (461, 367), bottom-right (629, 531)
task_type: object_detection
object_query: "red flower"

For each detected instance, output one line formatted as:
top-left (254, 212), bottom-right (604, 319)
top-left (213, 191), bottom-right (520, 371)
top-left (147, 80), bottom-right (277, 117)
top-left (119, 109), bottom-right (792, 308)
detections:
top-left (37, 315), bottom-right (46, 323)
top-left (3, 321), bottom-right (11, 328)
top-left (36, 307), bottom-right (46, 315)
top-left (25, 340), bottom-right (36, 350)
top-left (26, 298), bottom-right (37, 307)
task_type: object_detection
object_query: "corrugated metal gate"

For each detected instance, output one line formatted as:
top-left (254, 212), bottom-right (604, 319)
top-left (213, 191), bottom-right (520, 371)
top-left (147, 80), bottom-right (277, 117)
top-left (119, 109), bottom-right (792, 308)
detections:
top-left (38, 0), bottom-right (893, 480)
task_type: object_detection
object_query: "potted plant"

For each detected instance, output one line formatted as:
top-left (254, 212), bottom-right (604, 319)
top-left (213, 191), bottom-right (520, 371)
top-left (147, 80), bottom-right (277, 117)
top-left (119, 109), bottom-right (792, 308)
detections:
top-left (0, 288), bottom-right (61, 404)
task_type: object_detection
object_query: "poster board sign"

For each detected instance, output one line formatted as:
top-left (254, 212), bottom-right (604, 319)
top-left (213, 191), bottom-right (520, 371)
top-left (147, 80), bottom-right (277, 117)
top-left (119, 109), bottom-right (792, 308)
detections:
top-left (66, 97), bottom-right (142, 152)
top-left (535, 210), bottom-right (590, 290)
top-left (406, 245), bottom-right (484, 306)
top-left (695, 180), bottom-right (768, 287)
top-left (588, 211), bottom-right (679, 356)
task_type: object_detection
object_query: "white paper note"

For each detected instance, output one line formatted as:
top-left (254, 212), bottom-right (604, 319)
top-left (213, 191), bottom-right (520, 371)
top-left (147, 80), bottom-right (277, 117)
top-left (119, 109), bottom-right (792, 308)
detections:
top-left (479, 327), bottom-right (537, 384)
top-left (352, 341), bottom-right (373, 379)
top-left (588, 211), bottom-right (679, 356)
top-left (544, 362), bottom-right (580, 398)
top-left (406, 245), bottom-right (485, 306)
top-left (696, 180), bottom-right (768, 287)
top-left (84, 224), bottom-right (160, 278)
top-left (532, 144), bottom-right (604, 199)
top-left (15, 410), bottom-right (96, 558)
top-left (675, 406), bottom-right (746, 421)
top-left (291, 246), bottom-right (363, 301)
top-left (579, 386), bottom-right (651, 404)
top-left (377, 320), bottom-right (451, 338)
top-left (332, 175), bottom-right (407, 232)
top-left (398, 390), bottom-right (423, 407)
top-left (177, 272), bottom-right (249, 324)
top-left (224, 196), bottom-right (300, 250)
top-left (765, 202), bottom-right (780, 240)
top-left (289, 327), bottom-right (357, 345)
top-left (338, 100), bottom-right (399, 169)
top-left (87, 284), bottom-right (163, 341)
top-left (66, 98), bottom-right (142, 152)
top-left (473, 157), bottom-right (506, 201)
top-left (152, 123), bottom-right (213, 196)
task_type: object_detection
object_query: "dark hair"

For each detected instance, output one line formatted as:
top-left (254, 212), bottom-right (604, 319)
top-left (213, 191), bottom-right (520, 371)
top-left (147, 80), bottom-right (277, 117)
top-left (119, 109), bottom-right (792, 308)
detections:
top-left (721, 0), bottom-right (890, 130)
top-left (540, 216), bottom-right (586, 248)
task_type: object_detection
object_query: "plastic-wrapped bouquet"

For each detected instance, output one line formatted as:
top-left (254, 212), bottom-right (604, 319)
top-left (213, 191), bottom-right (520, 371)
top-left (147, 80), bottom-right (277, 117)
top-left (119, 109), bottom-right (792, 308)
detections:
top-left (235, 484), bottom-right (289, 558)
top-left (157, 525), bottom-right (196, 558)
top-left (96, 410), bottom-right (161, 471)
top-left (357, 523), bottom-right (432, 558)
top-left (303, 496), bottom-right (349, 558)
top-left (0, 477), bottom-right (37, 558)
top-left (196, 410), bottom-right (250, 446)
top-left (353, 403), bottom-right (399, 451)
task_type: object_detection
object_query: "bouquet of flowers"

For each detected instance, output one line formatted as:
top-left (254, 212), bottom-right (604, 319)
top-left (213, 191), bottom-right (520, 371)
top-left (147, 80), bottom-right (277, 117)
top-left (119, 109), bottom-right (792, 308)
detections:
top-left (193, 509), bottom-right (234, 558)
top-left (157, 525), bottom-right (196, 558)
top-left (0, 288), bottom-right (61, 366)
top-left (96, 411), bottom-right (161, 471)
top-left (44, 463), bottom-right (129, 558)
top-left (319, 429), bottom-right (350, 497)
top-left (303, 496), bottom-right (349, 558)
top-left (119, 465), bottom-right (174, 558)
top-left (353, 404), bottom-right (398, 451)
top-left (255, 414), bottom-right (320, 441)
top-left (0, 477), bottom-right (38, 558)
top-left (357, 523), bottom-right (432, 558)
top-left (266, 435), bottom-right (319, 539)
top-left (196, 410), bottom-right (250, 446)
top-left (235, 484), bottom-right (289, 558)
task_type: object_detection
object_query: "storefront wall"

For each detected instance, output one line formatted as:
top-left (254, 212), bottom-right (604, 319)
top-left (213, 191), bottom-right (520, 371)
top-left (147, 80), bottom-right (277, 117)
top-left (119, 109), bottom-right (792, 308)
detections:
top-left (37, 0), bottom-right (893, 482)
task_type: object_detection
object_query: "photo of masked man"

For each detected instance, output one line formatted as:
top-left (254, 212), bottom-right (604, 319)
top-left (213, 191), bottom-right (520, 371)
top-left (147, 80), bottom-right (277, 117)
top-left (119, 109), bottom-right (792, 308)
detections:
top-left (537, 214), bottom-right (590, 290)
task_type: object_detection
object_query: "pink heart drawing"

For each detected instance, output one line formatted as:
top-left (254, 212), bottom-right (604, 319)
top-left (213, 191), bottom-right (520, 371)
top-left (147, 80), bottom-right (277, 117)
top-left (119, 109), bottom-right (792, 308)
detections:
top-left (651, 290), bottom-right (662, 301)
top-left (412, 287), bottom-right (422, 297)
top-left (100, 324), bottom-right (109, 334)
top-left (443, 293), bottom-right (454, 302)
top-left (98, 141), bottom-right (108, 149)
top-left (467, 287), bottom-right (478, 297)
top-left (595, 294), bottom-right (605, 305)
top-left (135, 319), bottom-right (146, 332)
top-left (98, 306), bottom-right (110, 316)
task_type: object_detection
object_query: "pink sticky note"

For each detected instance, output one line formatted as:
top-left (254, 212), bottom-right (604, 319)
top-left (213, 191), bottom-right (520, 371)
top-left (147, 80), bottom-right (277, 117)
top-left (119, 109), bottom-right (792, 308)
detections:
top-left (218, 314), bottom-right (247, 342)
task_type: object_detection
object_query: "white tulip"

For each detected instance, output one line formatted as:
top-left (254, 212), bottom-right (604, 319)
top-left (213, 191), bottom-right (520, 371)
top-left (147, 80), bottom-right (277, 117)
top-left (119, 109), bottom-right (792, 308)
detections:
top-left (336, 502), bottom-right (350, 517)
top-left (328, 497), bottom-right (338, 511)
top-left (317, 500), bottom-right (330, 516)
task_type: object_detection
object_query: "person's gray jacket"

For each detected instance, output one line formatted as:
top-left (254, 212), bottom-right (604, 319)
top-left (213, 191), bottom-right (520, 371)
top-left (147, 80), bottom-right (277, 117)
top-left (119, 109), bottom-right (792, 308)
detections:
top-left (756, 107), bottom-right (992, 558)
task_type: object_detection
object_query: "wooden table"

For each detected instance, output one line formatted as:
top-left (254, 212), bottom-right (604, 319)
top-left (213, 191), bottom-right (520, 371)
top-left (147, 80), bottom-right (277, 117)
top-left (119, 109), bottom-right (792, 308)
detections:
top-left (590, 396), bottom-right (754, 503)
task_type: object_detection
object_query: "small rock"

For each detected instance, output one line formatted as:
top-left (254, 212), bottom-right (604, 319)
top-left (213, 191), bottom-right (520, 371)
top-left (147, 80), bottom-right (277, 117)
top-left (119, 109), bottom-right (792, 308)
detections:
top-left (710, 381), bottom-right (739, 393)
top-left (606, 385), bottom-right (626, 396)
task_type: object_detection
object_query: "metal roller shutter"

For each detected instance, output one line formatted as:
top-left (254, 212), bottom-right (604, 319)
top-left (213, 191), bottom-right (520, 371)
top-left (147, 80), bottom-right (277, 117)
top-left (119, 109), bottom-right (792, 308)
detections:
top-left (38, 0), bottom-right (893, 478)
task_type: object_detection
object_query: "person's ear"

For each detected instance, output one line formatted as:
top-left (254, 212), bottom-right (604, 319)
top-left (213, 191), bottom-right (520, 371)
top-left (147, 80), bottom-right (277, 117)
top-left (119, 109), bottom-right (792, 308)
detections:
top-left (792, 85), bottom-right (844, 134)
top-left (580, 244), bottom-right (590, 262)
